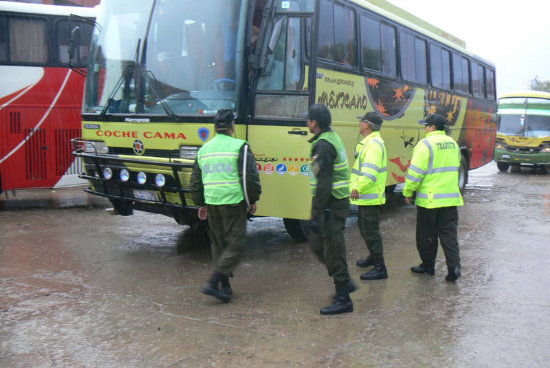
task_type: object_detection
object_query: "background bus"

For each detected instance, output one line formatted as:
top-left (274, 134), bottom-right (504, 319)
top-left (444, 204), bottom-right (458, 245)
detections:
top-left (74, 0), bottom-right (496, 240)
top-left (495, 91), bottom-right (550, 173)
top-left (0, 1), bottom-right (95, 195)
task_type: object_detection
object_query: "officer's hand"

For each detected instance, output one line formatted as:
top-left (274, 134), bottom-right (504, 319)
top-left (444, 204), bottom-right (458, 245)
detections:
top-left (350, 189), bottom-right (359, 200)
top-left (198, 206), bottom-right (208, 220)
top-left (404, 197), bottom-right (412, 206)
top-left (249, 203), bottom-right (257, 214)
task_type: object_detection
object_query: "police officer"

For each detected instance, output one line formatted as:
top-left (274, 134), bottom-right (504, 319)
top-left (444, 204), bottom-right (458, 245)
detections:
top-left (403, 113), bottom-right (462, 282)
top-left (306, 104), bottom-right (355, 315)
top-left (350, 112), bottom-right (388, 280)
top-left (190, 109), bottom-right (262, 302)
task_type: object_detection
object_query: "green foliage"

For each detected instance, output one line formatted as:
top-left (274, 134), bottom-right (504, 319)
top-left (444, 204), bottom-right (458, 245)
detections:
top-left (531, 77), bottom-right (550, 93)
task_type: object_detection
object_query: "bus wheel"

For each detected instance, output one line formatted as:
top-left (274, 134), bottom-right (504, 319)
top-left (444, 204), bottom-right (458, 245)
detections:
top-left (109, 198), bottom-right (133, 216)
top-left (496, 162), bottom-right (510, 172)
top-left (459, 154), bottom-right (469, 193)
top-left (283, 218), bottom-right (308, 243)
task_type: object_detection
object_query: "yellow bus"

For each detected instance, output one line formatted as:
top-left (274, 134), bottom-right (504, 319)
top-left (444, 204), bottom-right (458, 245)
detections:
top-left (73, 0), bottom-right (496, 240)
top-left (495, 91), bottom-right (550, 173)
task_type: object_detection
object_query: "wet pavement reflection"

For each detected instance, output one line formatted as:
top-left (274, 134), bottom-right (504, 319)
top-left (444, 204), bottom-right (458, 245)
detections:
top-left (1, 162), bottom-right (549, 367)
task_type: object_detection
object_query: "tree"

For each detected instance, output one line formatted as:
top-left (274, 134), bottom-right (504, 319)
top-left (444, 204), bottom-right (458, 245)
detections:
top-left (530, 77), bottom-right (550, 93)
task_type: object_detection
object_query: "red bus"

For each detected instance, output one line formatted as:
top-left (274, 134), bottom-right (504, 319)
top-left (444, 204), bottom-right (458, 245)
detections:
top-left (0, 2), bottom-right (95, 194)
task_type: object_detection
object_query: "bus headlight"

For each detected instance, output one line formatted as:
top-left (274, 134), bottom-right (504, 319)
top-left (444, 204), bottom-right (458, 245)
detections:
top-left (137, 172), bottom-right (147, 185)
top-left (155, 174), bottom-right (166, 187)
top-left (180, 145), bottom-right (199, 160)
top-left (85, 141), bottom-right (108, 154)
top-left (541, 143), bottom-right (550, 153)
top-left (120, 169), bottom-right (130, 182)
top-left (495, 143), bottom-right (505, 150)
top-left (103, 167), bottom-right (113, 180)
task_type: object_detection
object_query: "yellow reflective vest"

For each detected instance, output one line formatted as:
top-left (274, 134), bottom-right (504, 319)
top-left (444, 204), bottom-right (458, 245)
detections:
top-left (197, 134), bottom-right (245, 205)
top-left (350, 131), bottom-right (387, 206)
top-left (403, 130), bottom-right (464, 208)
top-left (309, 131), bottom-right (350, 199)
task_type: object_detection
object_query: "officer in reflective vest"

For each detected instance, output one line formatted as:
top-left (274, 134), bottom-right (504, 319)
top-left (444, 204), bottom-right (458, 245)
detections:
top-left (306, 104), bottom-right (356, 315)
top-left (403, 113), bottom-right (463, 282)
top-left (190, 109), bottom-right (262, 302)
top-left (350, 112), bottom-right (388, 280)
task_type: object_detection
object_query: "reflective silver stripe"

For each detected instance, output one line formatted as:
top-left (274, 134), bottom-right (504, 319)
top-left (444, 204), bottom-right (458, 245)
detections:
top-left (333, 181), bottom-right (348, 189)
top-left (201, 152), bottom-right (238, 159)
top-left (431, 166), bottom-right (459, 173)
top-left (358, 193), bottom-right (382, 200)
top-left (417, 193), bottom-right (428, 199)
top-left (334, 161), bottom-right (348, 170)
top-left (409, 164), bottom-right (427, 176)
top-left (434, 193), bottom-right (461, 199)
top-left (352, 168), bottom-right (361, 175)
top-left (204, 181), bottom-right (240, 186)
top-left (373, 139), bottom-right (386, 162)
top-left (362, 162), bottom-right (386, 173)
top-left (364, 173), bottom-right (377, 182)
top-left (423, 140), bottom-right (434, 173)
top-left (406, 174), bottom-right (422, 183)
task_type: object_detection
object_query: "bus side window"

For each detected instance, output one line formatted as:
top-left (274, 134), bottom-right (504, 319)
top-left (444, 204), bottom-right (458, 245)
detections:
top-left (8, 17), bottom-right (48, 63)
top-left (257, 15), bottom-right (303, 91)
top-left (0, 16), bottom-right (7, 61)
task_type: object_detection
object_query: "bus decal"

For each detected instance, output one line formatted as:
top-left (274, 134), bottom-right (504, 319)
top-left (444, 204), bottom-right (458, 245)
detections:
top-left (366, 79), bottom-right (416, 120)
top-left (0, 69), bottom-right (72, 165)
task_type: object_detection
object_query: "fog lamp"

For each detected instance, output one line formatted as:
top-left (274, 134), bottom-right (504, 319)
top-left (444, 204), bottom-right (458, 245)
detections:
top-left (103, 167), bottom-right (113, 180)
top-left (155, 174), bottom-right (166, 187)
top-left (137, 172), bottom-right (147, 185)
top-left (120, 169), bottom-right (130, 182)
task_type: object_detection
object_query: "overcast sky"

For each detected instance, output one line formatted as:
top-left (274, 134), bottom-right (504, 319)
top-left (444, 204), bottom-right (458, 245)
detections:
top-left (387, 0), bottom-right (550, 96)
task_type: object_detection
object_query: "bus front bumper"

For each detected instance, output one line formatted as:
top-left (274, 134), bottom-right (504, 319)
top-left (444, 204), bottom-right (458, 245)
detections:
top-left (494, 148), bottom-right (550, 166)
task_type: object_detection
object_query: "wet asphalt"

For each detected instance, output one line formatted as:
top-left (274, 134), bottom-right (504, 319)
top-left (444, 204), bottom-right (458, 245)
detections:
top-left (1, 161), bottom-right (549, 367)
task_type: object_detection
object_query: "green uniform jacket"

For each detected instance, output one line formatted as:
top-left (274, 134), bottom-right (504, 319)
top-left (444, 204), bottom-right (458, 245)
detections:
top-left (190, 132), bottom-right (262, 207)
top-left (350, 131), bottom-right (387, 206)
top-left (403, 130), bottom-right (463, 208)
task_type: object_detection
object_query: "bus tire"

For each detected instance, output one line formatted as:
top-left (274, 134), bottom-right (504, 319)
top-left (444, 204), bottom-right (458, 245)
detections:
top-left (459, 153), bottom-right (469, 193)
top-left (109, 198), bottom-right (133, 216)
top-left (283, 218), bottom-right (308, 243)
top-left (496, 162), bottom-right (510, 172)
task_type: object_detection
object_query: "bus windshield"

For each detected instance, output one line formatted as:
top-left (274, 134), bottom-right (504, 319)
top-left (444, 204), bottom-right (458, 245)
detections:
top-left (83, 0), bottom-right (243, 116)
top-left (498, 97), bottom-right (550, 137)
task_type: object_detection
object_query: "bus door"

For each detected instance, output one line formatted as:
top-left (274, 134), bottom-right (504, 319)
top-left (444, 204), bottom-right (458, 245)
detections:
top-left (248, 0), bottom-right (316, 220)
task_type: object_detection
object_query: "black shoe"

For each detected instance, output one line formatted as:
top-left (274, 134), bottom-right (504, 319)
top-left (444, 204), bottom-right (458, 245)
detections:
top-left (445, 265), bottom-right (461, 282)
top-left (360, 264), bottom-right (388, 280)
top-left (201, 271), bottom-right (231, 302)
top-left (331, 279), bottom-right (358, 302)
top-left (410, 264), bottom-right (435, 275)
top-left (220, 276), bottom-right (232, 296)
top-left (321, 285), bottom-right (353, 315)
top-left (356, 256), bottom-right (374, 268)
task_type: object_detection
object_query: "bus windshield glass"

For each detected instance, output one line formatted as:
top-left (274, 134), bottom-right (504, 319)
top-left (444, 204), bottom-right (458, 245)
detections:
top-left (498, 97), bottom-right (550, 137)
top-left (83, 0), bottom-right (243, 116)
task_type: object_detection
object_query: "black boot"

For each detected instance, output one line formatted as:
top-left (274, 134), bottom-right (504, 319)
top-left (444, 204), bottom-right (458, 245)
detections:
top-left (331, 279), bottom-right (358, 301)
top-left (220, 276), bottom-right (232, 295)
top-left (445, 265), bottom-right (461, 282)
top-left (360, 257), bottom-right (388, 280)
top-left (321, 284), bottom-right (353, 315)
top-left (356, 255), bottom-right (374, 268)
top-left (201, 271), bottom-right (231, 302)
top-left (410, 263), bottom-right (435, 275)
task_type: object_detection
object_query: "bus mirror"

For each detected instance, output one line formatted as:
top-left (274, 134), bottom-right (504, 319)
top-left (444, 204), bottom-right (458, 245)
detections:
top-left (69, 26), bottom-right (81, 62)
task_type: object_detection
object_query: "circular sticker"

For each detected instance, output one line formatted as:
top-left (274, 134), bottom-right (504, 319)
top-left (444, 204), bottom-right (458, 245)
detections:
top-left (276, 164), bottom-right (287, 175)
top-left (300, 164), bottom-right (310, 176)
top-left (288, 164), bottom-right (299, 176)
top-left (264, 163), bottom-right (275, 175)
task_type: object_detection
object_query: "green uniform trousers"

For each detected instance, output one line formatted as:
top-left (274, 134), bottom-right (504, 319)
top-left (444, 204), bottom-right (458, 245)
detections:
top-left (308, 197), bottom-right (351, 285)
top-left (207, 202), bottom-right (248, 277)
top-left (416, 206), bottom-right (460, 269)
top-left (358, 205), bottom-right (384, 258)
